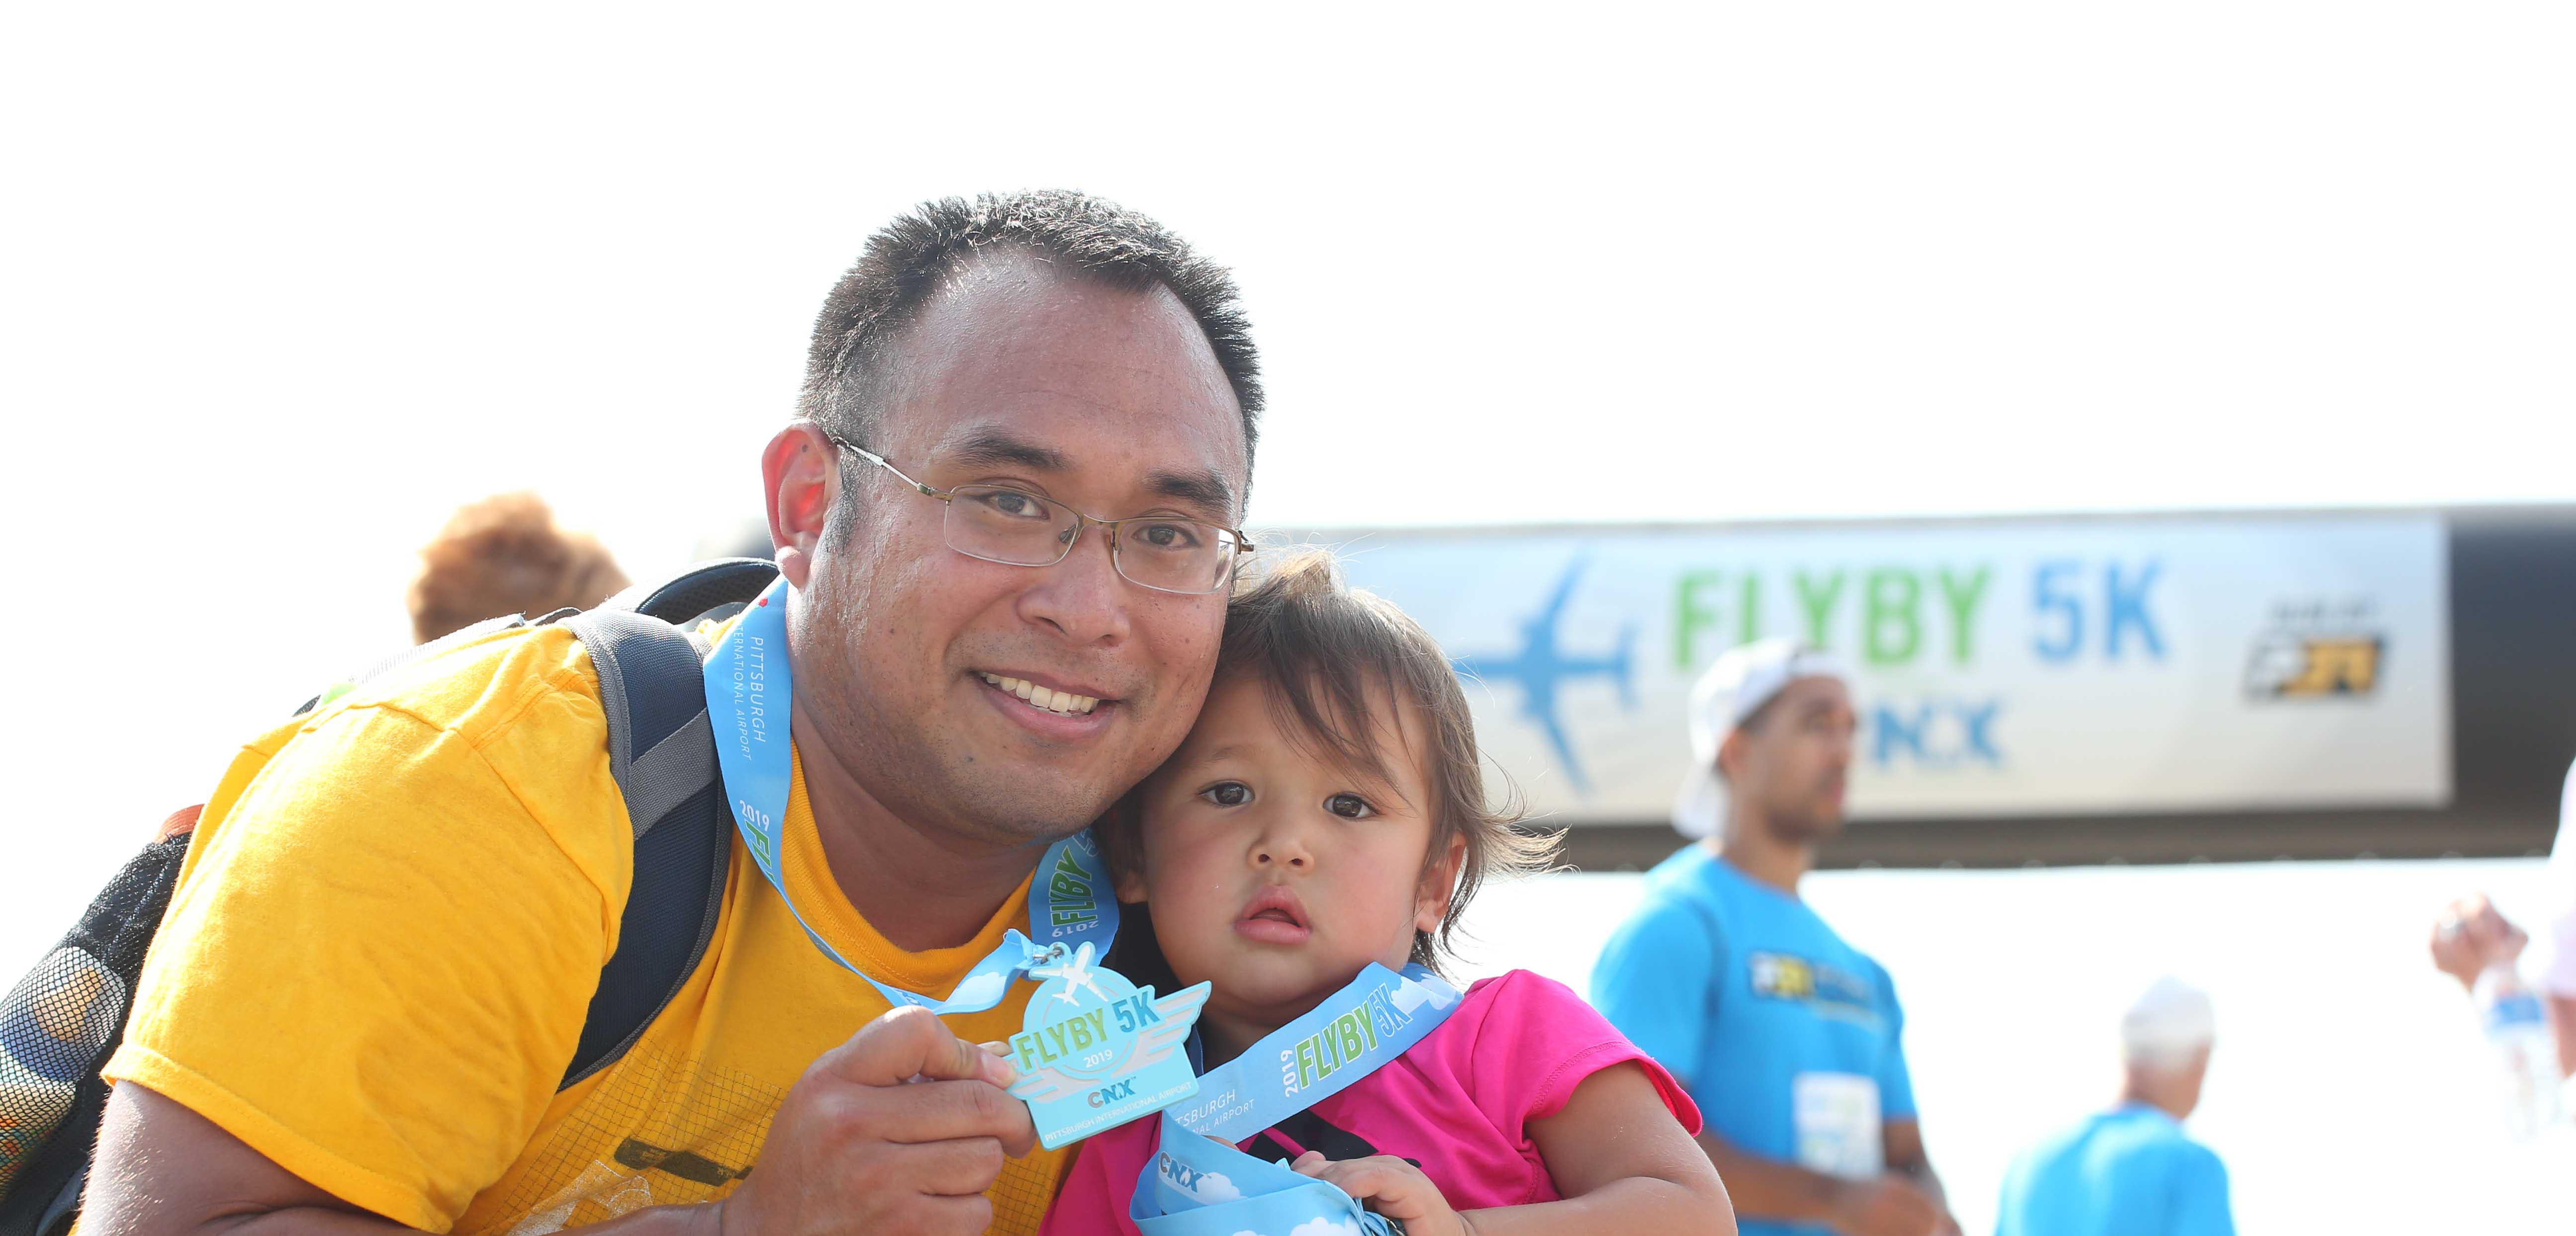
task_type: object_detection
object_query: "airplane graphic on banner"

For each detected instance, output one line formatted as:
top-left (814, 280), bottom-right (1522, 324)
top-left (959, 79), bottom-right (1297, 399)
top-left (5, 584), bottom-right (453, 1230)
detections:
top-left (1449, 557), bottom-right (1638, 795)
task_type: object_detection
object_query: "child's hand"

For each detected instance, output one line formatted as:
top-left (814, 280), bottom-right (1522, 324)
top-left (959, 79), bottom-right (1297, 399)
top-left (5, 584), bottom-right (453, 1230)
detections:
top-left (1291, 1151), bottom-right (1467, 1236)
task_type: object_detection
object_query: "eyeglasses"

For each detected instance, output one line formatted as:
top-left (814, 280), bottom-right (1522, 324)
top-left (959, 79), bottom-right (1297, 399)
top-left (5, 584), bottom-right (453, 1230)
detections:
top-left (825, 430), bottom-right (1255, 596)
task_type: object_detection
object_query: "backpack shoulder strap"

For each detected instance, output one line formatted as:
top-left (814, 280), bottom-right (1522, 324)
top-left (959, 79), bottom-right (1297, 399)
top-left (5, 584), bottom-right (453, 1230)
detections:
top-left (555, 610), bottom-right (733, 1088)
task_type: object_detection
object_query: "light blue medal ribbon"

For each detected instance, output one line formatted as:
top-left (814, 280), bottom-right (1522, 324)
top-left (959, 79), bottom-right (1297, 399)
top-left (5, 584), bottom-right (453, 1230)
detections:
top-left (1132, 964), bottom-right (1461, 1236)
top-left (704, 576), bottom-right (1117, 1013)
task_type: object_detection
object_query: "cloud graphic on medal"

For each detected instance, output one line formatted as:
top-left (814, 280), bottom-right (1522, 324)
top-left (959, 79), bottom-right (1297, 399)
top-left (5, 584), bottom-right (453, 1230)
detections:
top-left (1008, 942), bottom-right (1211, 1151)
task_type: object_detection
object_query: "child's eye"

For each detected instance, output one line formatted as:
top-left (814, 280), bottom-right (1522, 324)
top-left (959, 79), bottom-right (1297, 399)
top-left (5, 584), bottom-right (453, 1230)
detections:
top-left (1201, 781), bottom-right (1252, 808)
top-left (1324, 793), bottom-right (1374, 820)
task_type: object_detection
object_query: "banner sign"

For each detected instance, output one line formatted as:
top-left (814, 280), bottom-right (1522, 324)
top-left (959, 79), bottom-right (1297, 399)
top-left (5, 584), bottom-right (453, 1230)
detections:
top-left (1293, 514), bottom-right (2449, 824)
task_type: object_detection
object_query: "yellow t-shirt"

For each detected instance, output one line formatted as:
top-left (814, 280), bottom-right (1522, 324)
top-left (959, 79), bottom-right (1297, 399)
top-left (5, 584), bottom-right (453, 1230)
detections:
top-left (103, 624), bottom-right (1071, 1234)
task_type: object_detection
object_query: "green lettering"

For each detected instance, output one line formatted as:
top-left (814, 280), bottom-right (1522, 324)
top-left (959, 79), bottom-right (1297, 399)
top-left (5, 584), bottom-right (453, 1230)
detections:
top-left (1739, 572), bottom-right (1762, 646)
top-left (1674, 571), bottom-right (1726, 669)
top-left (1794, 571), bottom-right (1845, 648)
top-left (1936, 566), bottom-right (1991, 664)
top-left (1011, 1032), bottom-right (1041, 1073)
top-left (1864, 569), bottom-right (1921, 666)
top-left (1337, 1015), bottom-right (1368, 1060)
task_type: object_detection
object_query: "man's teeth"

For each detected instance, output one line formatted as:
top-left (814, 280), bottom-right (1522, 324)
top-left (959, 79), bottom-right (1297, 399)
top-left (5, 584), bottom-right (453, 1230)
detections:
top-left (979, 673), bottom-right (1100, 715)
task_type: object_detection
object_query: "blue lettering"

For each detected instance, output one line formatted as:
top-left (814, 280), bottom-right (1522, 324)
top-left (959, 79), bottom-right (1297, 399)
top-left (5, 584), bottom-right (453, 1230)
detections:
top-left (1870, 698), bottom-right (2006, 769)
top-left (1368, 995), bottom-right (1402, 1039)
top-left (2105, 561), bottom-right (2166, 660)
top-left (1088, 1078), bottom-right (1136, 1109)
top-left (1959, 698), bottom-right (2004, 765)
top-left (2033, 561), bottom-right (2083, 662)
top-left (1872, 703), bottom-right (1931, 766)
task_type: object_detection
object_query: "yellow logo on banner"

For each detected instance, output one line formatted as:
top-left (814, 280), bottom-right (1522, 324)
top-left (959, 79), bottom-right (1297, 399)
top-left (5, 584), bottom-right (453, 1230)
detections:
top-left (2246, 634), bottom-right (2384, 698)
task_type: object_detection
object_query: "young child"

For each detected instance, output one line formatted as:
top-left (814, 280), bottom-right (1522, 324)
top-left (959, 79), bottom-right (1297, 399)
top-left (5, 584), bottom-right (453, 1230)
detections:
top-left (1040, 553), bottom-right (1735, 1236)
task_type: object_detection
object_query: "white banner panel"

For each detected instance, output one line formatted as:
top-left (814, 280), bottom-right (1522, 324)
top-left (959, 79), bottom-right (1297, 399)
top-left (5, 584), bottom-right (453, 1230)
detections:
top-left (1291, 515), bottom-right (2450, 824)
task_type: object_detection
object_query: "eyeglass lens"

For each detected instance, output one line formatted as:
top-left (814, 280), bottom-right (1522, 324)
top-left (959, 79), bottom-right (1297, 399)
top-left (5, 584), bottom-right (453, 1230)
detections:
top-left (945, 486), bottom-right (1237, 594)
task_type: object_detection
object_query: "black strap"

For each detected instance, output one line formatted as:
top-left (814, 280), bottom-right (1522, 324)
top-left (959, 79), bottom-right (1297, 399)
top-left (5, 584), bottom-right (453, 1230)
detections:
top-left (0, 562), bottom-right (774, 1234)
top-left (605, 557), bottom-right (780, 627)
top-left (552, 560), bottom-right (775, 1087)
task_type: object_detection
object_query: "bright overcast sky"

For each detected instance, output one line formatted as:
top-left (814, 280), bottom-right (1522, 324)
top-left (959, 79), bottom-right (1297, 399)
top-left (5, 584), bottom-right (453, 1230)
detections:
top-left (1, 4), bottom-right (2571, 943)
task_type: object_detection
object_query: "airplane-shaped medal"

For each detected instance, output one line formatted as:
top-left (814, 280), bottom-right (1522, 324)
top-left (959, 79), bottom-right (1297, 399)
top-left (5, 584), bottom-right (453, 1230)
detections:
top-left (1005, 942), bottom-right (1210, 1150)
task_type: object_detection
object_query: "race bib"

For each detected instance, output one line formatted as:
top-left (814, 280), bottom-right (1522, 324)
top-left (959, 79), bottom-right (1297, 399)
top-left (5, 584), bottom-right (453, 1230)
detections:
top-left (1792, 1071), bottom-right (1882, 1180)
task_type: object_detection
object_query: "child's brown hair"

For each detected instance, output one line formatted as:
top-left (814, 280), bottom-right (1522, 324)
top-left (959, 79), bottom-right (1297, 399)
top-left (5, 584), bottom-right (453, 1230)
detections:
top-left (1105, 550), bottom-right (1559, 969)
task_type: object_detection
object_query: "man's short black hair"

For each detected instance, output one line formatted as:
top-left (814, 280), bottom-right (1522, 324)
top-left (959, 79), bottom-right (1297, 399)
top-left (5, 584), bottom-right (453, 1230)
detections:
top-left (800, 189), bottom-right (1264, 470)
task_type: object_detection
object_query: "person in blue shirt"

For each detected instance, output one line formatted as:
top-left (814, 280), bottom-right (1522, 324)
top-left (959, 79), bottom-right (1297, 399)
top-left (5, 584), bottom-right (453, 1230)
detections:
top-left (1594, 639), bottom-right (1956, 1236)
top-left (1993, 977), bottom-right (2235, 1236)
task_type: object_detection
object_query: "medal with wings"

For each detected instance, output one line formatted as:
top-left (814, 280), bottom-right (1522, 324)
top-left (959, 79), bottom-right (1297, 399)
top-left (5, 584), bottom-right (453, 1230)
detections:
top-left (1006, 941), bottom-right (1212, 1148)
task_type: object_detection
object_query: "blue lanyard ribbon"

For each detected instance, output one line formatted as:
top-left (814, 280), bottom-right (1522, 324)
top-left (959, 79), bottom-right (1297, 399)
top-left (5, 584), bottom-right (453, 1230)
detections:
top-left (703, 577), bottom-right (1117, 1013)
top-left (1131, 964), bottom-right (1461, 1236)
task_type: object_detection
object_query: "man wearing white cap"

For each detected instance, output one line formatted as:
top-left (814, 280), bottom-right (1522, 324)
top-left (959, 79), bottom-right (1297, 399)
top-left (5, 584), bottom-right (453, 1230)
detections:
top-left (1593, 639), bottom-right (1954, 1236)
top-left (1993, 977), bottom-right (2235, 1236)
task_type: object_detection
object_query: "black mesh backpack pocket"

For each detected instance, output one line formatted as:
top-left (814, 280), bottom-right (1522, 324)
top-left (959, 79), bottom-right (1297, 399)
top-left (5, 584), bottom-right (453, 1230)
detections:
top-left (0, 829), bottom-right (191, 1236)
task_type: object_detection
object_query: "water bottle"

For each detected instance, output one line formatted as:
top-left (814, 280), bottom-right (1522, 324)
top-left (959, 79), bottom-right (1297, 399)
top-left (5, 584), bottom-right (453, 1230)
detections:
top-left (0, 949), bottom-right (119, 1192)
top-left (2475, 962), bottom-right (2564, 1139)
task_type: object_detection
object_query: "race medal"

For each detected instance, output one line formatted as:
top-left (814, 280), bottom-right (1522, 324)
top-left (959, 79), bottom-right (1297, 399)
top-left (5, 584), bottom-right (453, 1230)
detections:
top-left (1006, 942), bottom-right (1210, 1150)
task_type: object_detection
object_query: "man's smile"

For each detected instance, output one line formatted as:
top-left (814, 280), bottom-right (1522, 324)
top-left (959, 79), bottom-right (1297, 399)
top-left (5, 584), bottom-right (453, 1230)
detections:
top-left (977, 670), bottom-right (1108, 716)
top-left (971, 668), bottom-right (1124, 738)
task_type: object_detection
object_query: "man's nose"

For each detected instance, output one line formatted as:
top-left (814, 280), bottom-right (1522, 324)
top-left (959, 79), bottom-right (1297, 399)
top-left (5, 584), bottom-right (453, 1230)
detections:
top-left (1017, 522), bottom-right (1133, 647)
top-left (1826, 739), bottom-right (1854, 773)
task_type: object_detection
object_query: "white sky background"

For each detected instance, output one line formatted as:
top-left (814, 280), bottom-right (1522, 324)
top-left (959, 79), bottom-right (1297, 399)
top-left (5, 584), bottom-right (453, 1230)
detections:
top-left (7, 1), bottom-right (2569, 866)
top-left (0, 3), bottom-right (2573, 1224)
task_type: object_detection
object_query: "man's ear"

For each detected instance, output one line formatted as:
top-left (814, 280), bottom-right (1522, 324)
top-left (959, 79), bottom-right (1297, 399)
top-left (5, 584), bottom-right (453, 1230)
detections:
top-left (1413, 833), bottom-right (1469, 936)
top-left (761, 423), bottom-right (842, 589)
top-left (1715, 727), bottom-right (1751, 784)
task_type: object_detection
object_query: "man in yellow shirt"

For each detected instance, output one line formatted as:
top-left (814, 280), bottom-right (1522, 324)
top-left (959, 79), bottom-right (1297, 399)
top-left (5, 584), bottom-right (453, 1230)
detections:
top-left (80, 190), bottom-right (1264, 1236)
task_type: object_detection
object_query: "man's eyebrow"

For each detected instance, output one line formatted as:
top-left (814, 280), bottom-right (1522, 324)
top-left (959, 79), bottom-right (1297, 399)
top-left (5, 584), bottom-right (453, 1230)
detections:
top-left (936, 426), bottom-right (1238, 521)
top-left (1146, 468), bottom-right (1239, 522)
top-left (940, 428), bottom-right (1072, 473)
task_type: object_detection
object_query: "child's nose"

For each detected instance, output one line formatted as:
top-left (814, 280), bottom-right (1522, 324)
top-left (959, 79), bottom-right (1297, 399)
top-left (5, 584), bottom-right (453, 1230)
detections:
top-left (1250, 816), bottom-right (1314, 870)
top-left (1253, 844), bottom-right (1310, 870)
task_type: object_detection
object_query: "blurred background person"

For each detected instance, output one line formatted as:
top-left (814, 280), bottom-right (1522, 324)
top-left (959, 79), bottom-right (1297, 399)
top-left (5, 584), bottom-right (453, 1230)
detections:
top-left (1594, 640), bottom-right (1956, 1236)
top-left (406, 492), bottom-right (629, 643)
top-left (2429, 755), bottom-right (2576, 1138)
top-left (1992, 977), bottom-right (2234, 1236)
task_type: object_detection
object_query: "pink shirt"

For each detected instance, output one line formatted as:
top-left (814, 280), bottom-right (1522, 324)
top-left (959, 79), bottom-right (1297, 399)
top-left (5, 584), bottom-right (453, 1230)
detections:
top-left (1040, 970), bottom-right (1701, 1235)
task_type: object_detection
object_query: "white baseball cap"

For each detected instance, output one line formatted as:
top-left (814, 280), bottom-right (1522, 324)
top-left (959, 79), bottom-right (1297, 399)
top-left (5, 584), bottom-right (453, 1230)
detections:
top-left (2120, 976), bottom-right (2216, 1069)
top-left (1672, 638), bottom-right (1855, 840)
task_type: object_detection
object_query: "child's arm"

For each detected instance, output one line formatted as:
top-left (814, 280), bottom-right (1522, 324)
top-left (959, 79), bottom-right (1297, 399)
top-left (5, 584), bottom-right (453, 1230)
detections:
top-left (1288, 1061), bottom-right (1735, 1236)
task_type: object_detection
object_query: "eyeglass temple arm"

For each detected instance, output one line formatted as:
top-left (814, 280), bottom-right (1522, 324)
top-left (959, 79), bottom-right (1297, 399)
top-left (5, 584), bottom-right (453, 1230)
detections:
top-left (826, 431), bottom-right (943, 498)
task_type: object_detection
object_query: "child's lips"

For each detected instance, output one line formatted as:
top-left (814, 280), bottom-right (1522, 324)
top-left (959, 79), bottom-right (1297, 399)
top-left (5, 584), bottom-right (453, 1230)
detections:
top-left (1235, 888), bottom-right (1312, 945)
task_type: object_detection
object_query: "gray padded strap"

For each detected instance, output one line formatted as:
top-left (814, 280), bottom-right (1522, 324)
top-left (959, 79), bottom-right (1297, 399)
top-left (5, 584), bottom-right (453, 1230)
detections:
top-left (622, 712), bottom-right (717, 839)
top-left (574, 613), bottom-right (641, 799)
top-left (562, 610), bottom-right (719, 841)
